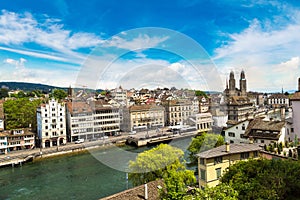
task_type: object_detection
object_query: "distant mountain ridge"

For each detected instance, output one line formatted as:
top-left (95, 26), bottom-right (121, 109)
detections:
top-left (0, 82), bottom-right (65, 92)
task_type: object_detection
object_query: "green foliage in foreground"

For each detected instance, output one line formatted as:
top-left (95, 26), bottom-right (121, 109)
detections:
top-left (128, 144), bottom-right (196, 199)
top-left (221, 159), bottom-right (300, 200)
top-left (188, 133), bottom-right (224, 165)
top-left (183, 184), bottom-right (238, 200)
top-left (4, 98), bottom-right (42, 131)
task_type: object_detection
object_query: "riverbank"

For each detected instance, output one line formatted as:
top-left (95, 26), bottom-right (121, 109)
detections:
top-left (0, 138), bottom-right (127, 168)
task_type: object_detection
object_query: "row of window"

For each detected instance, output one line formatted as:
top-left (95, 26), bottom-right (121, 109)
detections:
top-left (45, 131), bottom-right (64, 136)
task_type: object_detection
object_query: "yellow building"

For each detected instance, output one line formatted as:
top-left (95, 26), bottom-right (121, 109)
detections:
top-left (197, 143), bottom-right (261, 188)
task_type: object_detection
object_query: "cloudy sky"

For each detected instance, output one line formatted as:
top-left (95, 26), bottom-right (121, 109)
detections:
top-left (1, 0), bottom-right (300, 92)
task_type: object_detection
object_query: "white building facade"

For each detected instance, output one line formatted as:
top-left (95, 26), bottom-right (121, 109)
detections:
top-left (223, 120), bottom-right (250, 144)
top-left (37, 99), bottom-right (67, 148)
top-left (195, 113), bottom-right (213, 133)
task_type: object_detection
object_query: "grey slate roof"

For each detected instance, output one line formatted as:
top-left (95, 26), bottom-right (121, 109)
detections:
top-left (197, 143), bottom-right (262, 159)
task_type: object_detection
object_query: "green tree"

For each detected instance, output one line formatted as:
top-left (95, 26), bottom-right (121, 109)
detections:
top-left (194, 90), bottom-right (208, 98)
top-left (128, 144), bottom-right (196, 199)
top-left (221, 159), bottom-right (300, 199)
top-left (188, 133), bottom-right (224, 165)
top-left (183, 184), bottom-right (238, 200)
top-left (51, 89), bottom-right (67, 100)
top-left (4, 98), bottom-right (41, 131)
top-left (0, 88), bottom-right (9, 99)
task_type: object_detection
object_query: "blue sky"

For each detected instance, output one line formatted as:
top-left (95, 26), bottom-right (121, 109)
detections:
top-left (1, 0), bottom-right (300, 92)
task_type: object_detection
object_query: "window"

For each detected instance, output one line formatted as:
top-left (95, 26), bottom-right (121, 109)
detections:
top-left (216, 168), bottom-right (222, 179)
top-left (260, 140), bottom-right (264, 143)
top-left (291, 128), bottom-right (294, 133)
top-left (45, 132), bottom-right (48, 136)
top-left (253, 151), bottom-right (258, 158)
top-left (228, 132), bottom-right (235, 137)
top-left (242, 124), bottom-right (245, 130)
top-left (60, 131), bottom-right (64, 135)
top-left (236, 126), bottom-right (238, 129)
top-left (200, 158), bottom-right (205, 165)
top-left (200, 169), bottom-right (206, 181)
top-left (214, 156), bottom-right (222, 164)
top-left (241, 152), bottom-right (249, 160)
top-left (45, 126), bottom-right (48, 130)
top-left (240, 134), bottom-right (245, 138)
top-left (45, 120), bottom-right (48, 123)
top-left (230, 140), bottom-right (234, 144)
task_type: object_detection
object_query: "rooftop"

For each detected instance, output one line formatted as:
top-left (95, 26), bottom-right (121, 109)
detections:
top-left (197, 143), bottom-right (262, 159)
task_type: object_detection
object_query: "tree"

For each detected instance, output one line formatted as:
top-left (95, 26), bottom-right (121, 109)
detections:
top-left (0, 88), bottom-right (9, 99)
top-left (128, 144), bottom-right (196, 199)
top-left (4, 98), bottom-right (42, 131)
top-left (194, 90), bottom-right (207, 98)
top-left (188, 133), bottom-right (224, 165)
top-left (51, 89), bottom-right (67, 100)
top-left (221, 159), bottom-right (300, 199)
top-left (183, 184), bottom-right (238, 200)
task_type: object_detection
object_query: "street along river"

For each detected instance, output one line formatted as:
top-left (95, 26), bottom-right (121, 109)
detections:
top-left (0, 136), bottom-right (193, 200)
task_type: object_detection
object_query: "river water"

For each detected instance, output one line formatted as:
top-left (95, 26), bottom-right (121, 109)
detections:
top-left (0, 137), bottom-right (193, 200)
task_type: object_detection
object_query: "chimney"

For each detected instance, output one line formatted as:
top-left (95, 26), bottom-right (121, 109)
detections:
top-left (225, 142), bottom-right (230, 152)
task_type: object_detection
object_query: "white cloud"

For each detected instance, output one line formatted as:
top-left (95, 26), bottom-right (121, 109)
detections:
top-left (213, 3), bottom-right (300, 91)
top-left (103, 34), bottom-right (169, 50)
top-left (0, 10), bottom-right (103, 61)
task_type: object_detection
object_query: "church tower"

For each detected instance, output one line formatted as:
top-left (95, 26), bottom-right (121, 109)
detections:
top-left (240, 70), bottom-right (247, 96)
top-left (229, 71), bottom-right (236, 96)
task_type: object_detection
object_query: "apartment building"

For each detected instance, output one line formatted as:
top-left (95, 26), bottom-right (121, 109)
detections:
top-left (0, 132), bottom-right (7, 154)
top-left (129, 104), bottom-right (165, 132)
top-left (163, 100), bottom-right (194, 126)
top-left (37, 99), bottom-right (67, 148)
top-left (197, 143), bottom-right (261, 188)
top-left (195, 113), bottom-right (213, 133)
top-left (3, 129), bottom-right (35, 152)
top-left (223, 120), bottom-right (250, 144)
top-left (267, 93), bottom-right (289, 108)
top-left (227, 96), bottom-right (254, 123)
top-left (66, 100), bottom-right (120, 142)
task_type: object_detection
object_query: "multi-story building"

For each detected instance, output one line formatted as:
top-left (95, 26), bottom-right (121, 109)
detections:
top-left (0, 132), bottom-right (7, 154)
top-left (163, 100), bottom-right (194, 126)
top-left (244, 118), bottom-right (286, 145)
top-left (227, 96), bottom-right (253, 123)
top-left (198, 96), bottom-right (210, 113)
top-left (195, 113), bottom-right (213, 133)
top-left (0, 100), bottom-right (4, 131)
top-left (129, 104), bottom-right (165, 132)
top-left (5, 129), bottom-right (35, 152)
top-left (222, 120), bottom-right (250, 144)
top-left (37, 99), bottom-right (67, 148)
top-left (290, 78), bottom-right (300, 140)
top-left (66, 100), bottom-right (120, 142)
top-left (110, 86), bottom-right (127, 106)
top-left (267, 93), bottom-right (289, 108)
top-left (197, 143), bottom-right (261, 188)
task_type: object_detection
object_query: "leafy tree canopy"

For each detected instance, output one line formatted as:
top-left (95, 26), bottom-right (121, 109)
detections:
top-left (188, 133), bottom-right (224, 165)
top-left (195, 90), bottom-right (208, 98)
top-left (128, 144), bottom-right (196, 199)
top-left (0, 88), bottom-right (8, 99)
top-left (50, 89), bottom-right (67, 100)
top-left (4, 98), bottom-right (42, 131)
top-left (183, 183), bottom-right (238, 200)
top-left (221, 159), bottom-right (300, 200)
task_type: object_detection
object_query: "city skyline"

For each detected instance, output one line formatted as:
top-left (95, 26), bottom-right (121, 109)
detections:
top-left (1, 0), bottom-right (300, 92)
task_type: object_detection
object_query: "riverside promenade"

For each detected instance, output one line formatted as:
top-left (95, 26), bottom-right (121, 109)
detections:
top-left (0, 127), bottom-right (191, 167)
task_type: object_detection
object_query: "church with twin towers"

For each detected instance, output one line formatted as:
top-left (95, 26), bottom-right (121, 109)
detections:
top-left (224, 70), bottom-right (247, 99)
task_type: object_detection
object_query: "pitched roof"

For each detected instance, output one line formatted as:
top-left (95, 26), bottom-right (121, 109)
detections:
top-left (197, 143), bottom-right (262, 159)
top-left (101, 180), bottom-right (163, 200)
top-left (244, 118), bottom-right (285, 139)
top-left (290, 92), bottom-right (300, 101)
top-left (268, 93), bottom-right (288, 99)
top-left (228, 96), bottom-right (252, 106)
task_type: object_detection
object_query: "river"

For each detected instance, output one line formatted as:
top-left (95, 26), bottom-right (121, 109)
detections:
top-left (0, 137), bottom-right (194, 200)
